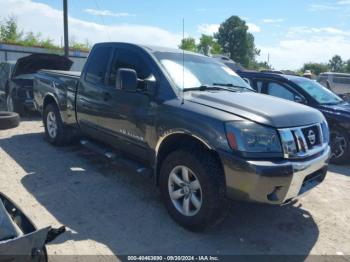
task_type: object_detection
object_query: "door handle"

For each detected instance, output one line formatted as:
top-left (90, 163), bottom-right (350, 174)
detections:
top-left (103, 92), bottom-right (111, 101)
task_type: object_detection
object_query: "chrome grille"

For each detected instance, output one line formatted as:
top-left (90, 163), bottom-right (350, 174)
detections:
top-left (279, 123), bottom-right (327, 159)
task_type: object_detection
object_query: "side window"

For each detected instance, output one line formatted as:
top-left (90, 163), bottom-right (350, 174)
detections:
top-left (85, 47), bottom-right (112, 84)
top-left (108, 49), bottom-right (151, 86)
top-left (267, 81), bottom-right (295, 101)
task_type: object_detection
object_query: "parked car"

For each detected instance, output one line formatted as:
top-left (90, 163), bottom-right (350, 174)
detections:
top-left (34, 43), bottom-right (330, 230)
top-left (318, 72), bottom-right (350, 101)
top-left (0, 61), bottom-right (16, 97)
top-left (0, 192), bottom-right (65, 260)
top-left (4, 54), bottom-right (72, 115)
top-left (238, 71), bottom-right (350, 164)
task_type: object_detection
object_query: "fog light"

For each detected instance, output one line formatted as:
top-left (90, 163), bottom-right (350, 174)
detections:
top-left (267, 186), bottom-right (283, 202)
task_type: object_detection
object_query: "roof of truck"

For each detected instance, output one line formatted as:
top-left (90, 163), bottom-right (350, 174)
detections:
top-left (94, 42), bottom-right (207, 57)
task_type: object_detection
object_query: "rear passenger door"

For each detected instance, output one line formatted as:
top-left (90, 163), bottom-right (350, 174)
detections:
top-left (76, 45), bottom-right (113, 136)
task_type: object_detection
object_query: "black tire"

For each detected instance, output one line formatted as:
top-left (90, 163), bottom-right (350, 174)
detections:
top-left (43, 103), bottom-right (72, 146)
top-left (0, 111), bottom-right (20, 130)
top-left (330, 127), bottom-right (350, 165)
top-left (6, 92), bottom-right (25, 116)
top-left (159, 147), bottom-right (228, 231)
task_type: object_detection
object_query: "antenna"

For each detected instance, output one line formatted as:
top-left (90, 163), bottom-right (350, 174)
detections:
top-left (181, 18), bottom-right (185, 105)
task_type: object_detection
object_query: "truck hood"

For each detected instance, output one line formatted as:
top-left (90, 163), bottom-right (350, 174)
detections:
top-left (318, 102), bottom-right (350, 118)
top-left (12, 54), bottom-right (73, 78)
top-left (187, 91), bottom-right (324, 128)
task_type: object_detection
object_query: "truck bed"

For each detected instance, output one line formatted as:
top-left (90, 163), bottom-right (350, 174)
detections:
top-left (34, 70), bottom-right (81, 125)
top-left (39, 70), bottom-right (81, 79)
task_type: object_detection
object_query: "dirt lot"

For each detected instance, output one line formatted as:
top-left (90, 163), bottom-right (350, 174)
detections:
top-left (0, 117), bottom-right (350, 260)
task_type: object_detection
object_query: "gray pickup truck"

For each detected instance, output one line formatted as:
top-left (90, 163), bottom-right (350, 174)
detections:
top-left (34, 42), bottom-right (330, 230)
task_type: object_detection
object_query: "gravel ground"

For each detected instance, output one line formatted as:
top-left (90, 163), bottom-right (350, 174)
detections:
top-left (0, 118), bottom-right (350, 260)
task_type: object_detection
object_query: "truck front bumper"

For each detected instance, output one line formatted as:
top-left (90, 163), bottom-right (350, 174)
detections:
top-left (219, 146), bottom-right (331, 205)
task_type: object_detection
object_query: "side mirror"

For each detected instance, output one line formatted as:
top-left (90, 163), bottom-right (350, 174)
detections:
top-left (294, 95), bottom-right (306, 104)
top-left (243, 78), bottom-right (251, 85)
top-left (116, 68), bottom-right (137, 92)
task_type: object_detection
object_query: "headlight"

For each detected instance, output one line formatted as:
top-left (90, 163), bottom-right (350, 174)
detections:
top-left (321, 121), bottom-right (329, 143)
top-left (225, 121), bottom-right (282, 153)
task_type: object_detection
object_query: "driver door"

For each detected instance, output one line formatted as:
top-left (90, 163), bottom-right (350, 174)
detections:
top-left (97, 47), bottom-right (157, 164)
top-left (263, 80), bottom-right (307, 104)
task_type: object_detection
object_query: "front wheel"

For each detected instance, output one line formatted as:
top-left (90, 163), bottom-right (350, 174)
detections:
top-left (330, 127), bottom-right (350, 165)
top-left (160, 148), bottom-right (228, 231)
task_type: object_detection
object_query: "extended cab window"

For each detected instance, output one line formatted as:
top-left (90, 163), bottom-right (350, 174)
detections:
top-left (108, 49), bottom-right (151, 86)
top-left (85, 47), bottom-right (112, 84)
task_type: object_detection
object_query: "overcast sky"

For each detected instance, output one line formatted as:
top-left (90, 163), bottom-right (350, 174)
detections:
top-left (1, 0), bottom-right (350, 70)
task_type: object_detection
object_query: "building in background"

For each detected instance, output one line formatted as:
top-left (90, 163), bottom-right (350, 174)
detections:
top-left (0, 42), bottom-right (88, 72)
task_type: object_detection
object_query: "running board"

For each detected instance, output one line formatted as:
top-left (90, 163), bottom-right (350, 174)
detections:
top-left (80, 139), bottom-right (153, 177)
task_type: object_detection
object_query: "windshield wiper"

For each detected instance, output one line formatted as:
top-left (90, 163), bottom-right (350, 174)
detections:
top-left (212, 83), bottom-right (255, 92)
top-left (183, 85), bottom-right (234, 92)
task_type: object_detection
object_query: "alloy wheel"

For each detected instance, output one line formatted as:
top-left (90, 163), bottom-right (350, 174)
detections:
top-left (6, 95), bottom-right (14, 112)
top-left (46, 111), bottom-right (58, 139)
top-left (331, 130), bottom-right (348, 159)
top-left (168, 165), bottom-right (202, 217)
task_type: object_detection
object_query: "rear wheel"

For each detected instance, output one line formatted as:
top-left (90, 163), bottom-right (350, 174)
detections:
top-left (330, 127), bottom-right (350, 165)
top-left (160, 148), bottom-right (228, 231)
top-left (6, 92), bottom-right (24, 116)
top-left (43, 104), bottom-right (73, 146)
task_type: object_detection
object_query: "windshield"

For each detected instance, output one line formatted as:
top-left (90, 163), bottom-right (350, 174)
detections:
top-left (291, 78), bottom-right (343, 105)
top-left (154, 52), bottom-right (253, 91)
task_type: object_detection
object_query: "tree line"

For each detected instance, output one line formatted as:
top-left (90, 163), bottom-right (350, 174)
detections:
top-left (0, 16), bottom-right (90, 51)
top-left (179, 16), bottom-right (270, 71)
top-left (180, 16), bottom-right (350, 75)
top-left (301, 55), bottom-right (350, 76)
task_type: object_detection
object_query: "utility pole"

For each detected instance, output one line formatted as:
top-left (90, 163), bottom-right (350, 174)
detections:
top-left (63, 0), bottom-right (69, 57)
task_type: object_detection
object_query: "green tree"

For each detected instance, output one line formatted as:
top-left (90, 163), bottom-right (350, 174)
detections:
top-left (40, 38), bottom-right (57, 49)
top-left (69, 36), bottom-right (91, 51)
top-left (197, 34), bottom-right (222, 56)
top-left (328, 55), bottom-right (344, 72)
top-left (22, 31), bottom-right (42, 46)
top-left (250, 61), bottom-right (271, 71)
top-left (0, 16), bottom-right (23, 43)
top-left (215, 16), bottom-right (259, 67)
top-left (345, 60), bottom-right (350, 73)
top-left (301, 62), bottom-right (329, 75)
top-left (179, 37), bottom-right (197, 52)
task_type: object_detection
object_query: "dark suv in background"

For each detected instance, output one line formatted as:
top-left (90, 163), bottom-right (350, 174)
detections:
top-left (3, 54), bottom-right (72, 115)
top-left (238, 71), bottom-right (350, 164)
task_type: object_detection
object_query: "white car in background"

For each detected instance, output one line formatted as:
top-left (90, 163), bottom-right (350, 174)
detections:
top-left (318, 72), bottom-right (350, 101)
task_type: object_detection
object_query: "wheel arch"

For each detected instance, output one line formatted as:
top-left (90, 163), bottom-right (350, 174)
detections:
top-left (154, 132), bottom-right (224, 186)
top-left (43, 94), bottom-right (59, 111)
top-left (42, 94), bottom-right (66, 122)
